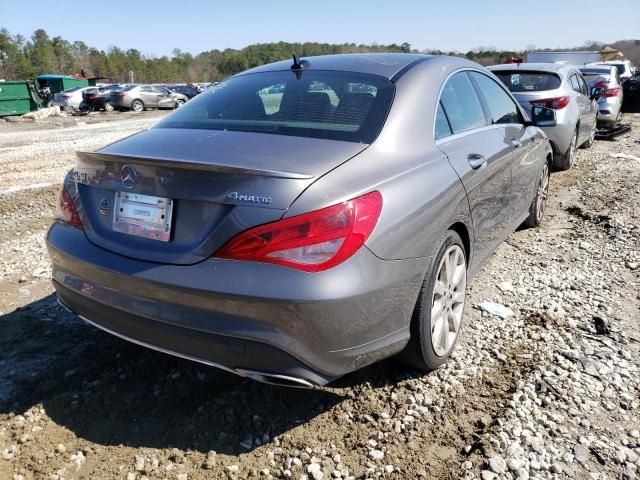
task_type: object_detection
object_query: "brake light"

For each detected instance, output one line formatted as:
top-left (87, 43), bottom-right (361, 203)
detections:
top-left (215, 191), bottom-right (383, 272)
top-left (594, 80), bottom-right (608, 89)
top-left (530, 96), bottom-right (570, 109)
top-left (63, 95), bottom-right (72, 99)
top-left (603, 87), bottom-right (620, 97)
top-left (115, 92), bottom-right (127, 97)
top-left (89, 94), bottom-right (97, 100)
top-left (55, 185), bottom-right (83, 229)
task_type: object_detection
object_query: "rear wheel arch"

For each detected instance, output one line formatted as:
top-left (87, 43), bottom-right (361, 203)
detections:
top-left (449, 221), bottom-right (471, 268)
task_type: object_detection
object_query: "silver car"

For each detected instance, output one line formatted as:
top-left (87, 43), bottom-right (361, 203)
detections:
top-left (489, 63), bottom-right (598, 170)
top-left (110, 84), bottom-right (183, 112)
top-left (47, 54), bottom-right (555, 387)
top-left (579, 65), bottom-right (624, 128)
top-left (50, 86), bottom-right (99, 110)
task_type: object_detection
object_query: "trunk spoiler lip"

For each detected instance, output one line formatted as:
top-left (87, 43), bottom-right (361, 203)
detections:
top-left (76, 151), bottom-right (315, 180)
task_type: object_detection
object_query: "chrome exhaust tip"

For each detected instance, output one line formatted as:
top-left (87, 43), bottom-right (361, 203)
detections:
top-left (234, 369), bottom-right (316, 389)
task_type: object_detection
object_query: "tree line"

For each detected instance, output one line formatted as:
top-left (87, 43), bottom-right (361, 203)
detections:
top-left (0, 28), bottom-right (638, 84)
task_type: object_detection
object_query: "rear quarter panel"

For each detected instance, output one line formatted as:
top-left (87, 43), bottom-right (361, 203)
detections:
top-left (286, 59), bottom-right (473, 264)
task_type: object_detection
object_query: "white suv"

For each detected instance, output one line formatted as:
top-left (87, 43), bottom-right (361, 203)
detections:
top-left (588, 60), bottom-right (634, 83)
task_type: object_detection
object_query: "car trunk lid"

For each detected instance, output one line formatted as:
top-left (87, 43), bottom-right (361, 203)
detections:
top-left (72, 128), bottom-right (368, 265)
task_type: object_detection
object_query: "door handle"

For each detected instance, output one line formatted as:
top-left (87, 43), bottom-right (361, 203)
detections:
top-left (467, 153), bottom-right (487, 169)
top-left (511, 139), bottom-right (522, 148)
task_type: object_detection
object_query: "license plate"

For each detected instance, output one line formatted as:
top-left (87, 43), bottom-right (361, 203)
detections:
top-left (112, 192), bottom-right (173, 242)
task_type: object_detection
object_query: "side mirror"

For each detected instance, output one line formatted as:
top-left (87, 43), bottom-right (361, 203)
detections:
top-left (590, 87), bottom-right (604, 100)
top-left (531, 106), bottom-right (557, 127)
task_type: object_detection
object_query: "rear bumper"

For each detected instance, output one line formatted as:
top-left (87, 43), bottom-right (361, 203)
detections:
top-left (596, 98), bottom-right (622, 123)
top-left (47, 222), bottom-right (426, 385)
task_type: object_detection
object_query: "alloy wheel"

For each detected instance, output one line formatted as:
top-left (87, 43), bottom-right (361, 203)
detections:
top-left (431, 244), bottom-right (466, 357)
top-left (536, 163), bottom-right (550, 221)
top-left (132, 101), bottom-right (143, 112)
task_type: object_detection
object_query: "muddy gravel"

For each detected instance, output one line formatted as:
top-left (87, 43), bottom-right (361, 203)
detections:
top-left (0, 112), bottom-right (638, 480)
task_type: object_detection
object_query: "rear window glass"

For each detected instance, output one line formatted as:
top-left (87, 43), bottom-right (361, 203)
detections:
top-left (609, 64), bottom-right (626, 75)
top-left (156, 71), bottom-right (394, 143)
top-left (580, 70), bottom-right (612, 87)
top-left (493, 71), bottom-right (562, 92)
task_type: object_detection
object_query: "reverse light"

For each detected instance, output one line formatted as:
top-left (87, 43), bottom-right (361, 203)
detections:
top-left (530, 96), bottom-right (570, 110)
top-left (55, 185), bottom-right (83, 229)
top-left (215, 191), bottom-right (383, 272)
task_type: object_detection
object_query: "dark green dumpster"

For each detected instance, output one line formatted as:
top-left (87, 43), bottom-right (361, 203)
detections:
top-left (36, 74), bottom-right (88, 95)
top-left (0, 81), bottom-right (36, 117)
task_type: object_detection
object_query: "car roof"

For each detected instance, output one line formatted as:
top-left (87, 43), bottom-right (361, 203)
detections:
top-left (239, 53), bottom-right (436, 80)
top-left (488, 62), bottom-right (574, 74)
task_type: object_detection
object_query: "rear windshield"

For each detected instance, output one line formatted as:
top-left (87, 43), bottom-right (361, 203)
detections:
top-left (156, 71), bottom-right (395, 143)
top-left (580, 70), bottom-right (612, 86)
top-left (580, 69), bottom-right (611, 77)
top-left (493, 71), bottom-right (562, 92)
top-left (608, 64), bottom-right (626, 74)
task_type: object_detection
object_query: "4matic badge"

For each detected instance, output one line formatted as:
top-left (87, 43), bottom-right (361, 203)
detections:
top-left (227, 192), bottom-right (272, 205)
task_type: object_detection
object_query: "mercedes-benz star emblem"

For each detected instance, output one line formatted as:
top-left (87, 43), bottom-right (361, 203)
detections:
top-left (121, 165), bottom-right (138, 189)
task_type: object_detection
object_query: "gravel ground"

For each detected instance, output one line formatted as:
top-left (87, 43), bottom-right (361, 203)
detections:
top-left (0, 113), bottom-right (638, 480)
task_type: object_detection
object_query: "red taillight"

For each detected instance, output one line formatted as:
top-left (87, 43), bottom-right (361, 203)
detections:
top-left (603, 87), bottom-right (620, 97)
top-left (55, 185), bottom-right (83, 229)
top-left (214, 191), bottom-right (383, 272)
top-left (63, 95), bottom-right (72, 99)
top-left (89, 94), bottom-right (97, 100)
top-left (594, 80), bottom-right (608, 89)
top-left (115, 92), bottom-right (127, 97)
top-left (530, 96), bottom-right (570, 110)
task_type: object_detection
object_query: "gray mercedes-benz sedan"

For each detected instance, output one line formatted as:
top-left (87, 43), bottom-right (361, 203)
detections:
top-left (47, 54), bottom-right (555, 388)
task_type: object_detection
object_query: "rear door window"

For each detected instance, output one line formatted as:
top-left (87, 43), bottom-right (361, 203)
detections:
top-left (469, 72), bottom-right (521, 125)
top-left (576, 74), bottom-right (588, 96)
top-left (569, 74), bottom-right (581, 94)
top-left (439, 72), bottom-right (487, 134)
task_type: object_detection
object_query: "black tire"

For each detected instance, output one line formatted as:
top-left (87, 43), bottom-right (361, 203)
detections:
top-left (103, 102), bottom-right (114, 112)
top-left (75, 102), bottom-right (91, 116)
top-left (555, 128), bottom-right (577, 171)
top-left (522, 161), bottom-right (550, 228)
top-left (398, 230), bottom-right (467, 370)
top-left (131, 99), bottom-right (144, 112)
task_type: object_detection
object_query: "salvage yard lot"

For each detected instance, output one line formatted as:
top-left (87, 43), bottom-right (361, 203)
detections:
top-left (0, 113), bottom-right (639, 479)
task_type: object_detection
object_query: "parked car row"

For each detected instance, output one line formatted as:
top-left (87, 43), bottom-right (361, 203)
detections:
top-left (51, 81), bottom-right (219, 113)
top-left (50, 53), bottom-right (586, 387)
top-left (489, 62), bottom-right (599, 170)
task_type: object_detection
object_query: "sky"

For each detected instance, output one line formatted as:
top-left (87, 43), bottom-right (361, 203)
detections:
top-left (1, 0), bottom-right (639, 57)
